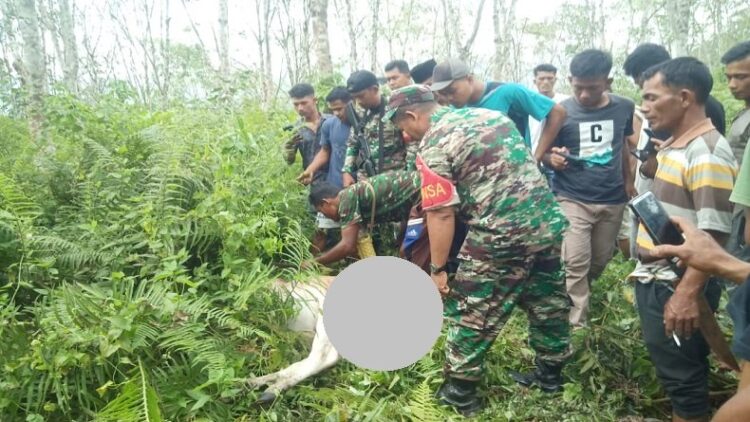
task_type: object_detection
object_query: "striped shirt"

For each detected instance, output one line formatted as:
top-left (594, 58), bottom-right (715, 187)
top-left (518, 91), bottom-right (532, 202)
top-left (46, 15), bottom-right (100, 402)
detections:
top-left (632, 119), bottom-right (738, 282)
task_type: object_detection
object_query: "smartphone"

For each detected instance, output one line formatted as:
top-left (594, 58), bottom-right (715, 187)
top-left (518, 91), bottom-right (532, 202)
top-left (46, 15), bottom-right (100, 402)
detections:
top-left (628, 192), bottom-right (684, 246)
top-left (630, 129), bottom-right (658, 162)
top-left (553, 151), bottom-right (585, 163)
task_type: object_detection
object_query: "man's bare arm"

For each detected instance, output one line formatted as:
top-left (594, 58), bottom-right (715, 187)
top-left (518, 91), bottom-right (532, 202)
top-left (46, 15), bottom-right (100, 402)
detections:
top-left (315, 224), bottom-right (359, 266)
top-left (534, 104), bottom-right (566, 163)
top-left (298, 146), bottom-right (331, 184)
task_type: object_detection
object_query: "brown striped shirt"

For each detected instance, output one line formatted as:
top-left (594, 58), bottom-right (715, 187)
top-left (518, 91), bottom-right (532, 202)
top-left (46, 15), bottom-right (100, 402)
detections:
top-left (633, 119), bottom-right (738, 280)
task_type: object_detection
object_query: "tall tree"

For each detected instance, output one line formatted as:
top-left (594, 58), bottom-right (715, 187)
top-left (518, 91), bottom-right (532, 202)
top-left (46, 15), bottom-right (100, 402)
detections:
top-left (16, 0), bottom-right (46, 139)
top-left (253, 0), bottom-right (275, 104)
top-left (160, 0), bottom-right (171, 99)
top-left (218, 0), bottom-right (229, 78)
top-left (310, 0), bottom-right (333, 75)
top-left (492, 0), bottom-right (517, 80)
top-left (458, 0), bottom-right (486, 61)
top-left (58, 0), bottom-right (79, 92)
top-left (369, 0), bottom-right (380, 72)
top-left (666, 0), bottom-right (693, 56)
top-left (339, 0), bottom-right (359, 69)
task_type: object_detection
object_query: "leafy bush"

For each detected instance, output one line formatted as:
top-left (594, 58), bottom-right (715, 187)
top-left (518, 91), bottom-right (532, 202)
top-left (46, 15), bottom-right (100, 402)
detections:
top-left (0, 91), bottom-right (738, 421)
top-left (0, 92), bottom-right (313, 420)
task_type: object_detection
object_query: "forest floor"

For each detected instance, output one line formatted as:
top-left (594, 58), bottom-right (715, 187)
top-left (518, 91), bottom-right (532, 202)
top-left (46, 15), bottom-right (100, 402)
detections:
top-left (245, 256), bottom-right (738, 422)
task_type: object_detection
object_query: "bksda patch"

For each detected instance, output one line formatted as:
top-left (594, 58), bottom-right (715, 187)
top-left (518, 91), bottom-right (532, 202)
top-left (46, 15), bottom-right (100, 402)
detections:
top-left (416, 155), bottom-right (459, 210)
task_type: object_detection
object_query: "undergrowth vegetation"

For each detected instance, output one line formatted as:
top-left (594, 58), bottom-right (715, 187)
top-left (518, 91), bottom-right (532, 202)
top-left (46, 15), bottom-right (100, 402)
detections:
top-left (0, 89), bottom-right (738, 421)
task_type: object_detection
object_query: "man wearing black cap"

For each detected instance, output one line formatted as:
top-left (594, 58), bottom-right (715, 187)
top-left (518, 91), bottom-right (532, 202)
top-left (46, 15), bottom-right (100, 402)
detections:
top-left (431, 58), bottom-right (567, 164)
top-left (411, 59), bottom-right (449, 106)
top-left (411, 59), bottom-right (437, 85)
top-left (342, 70), bottom-right (411, 187)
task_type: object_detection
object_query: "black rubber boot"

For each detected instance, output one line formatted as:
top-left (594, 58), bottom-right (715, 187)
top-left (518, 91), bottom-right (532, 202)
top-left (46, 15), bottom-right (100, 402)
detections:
top-left (509, 359), bottom-right (564, 393)
top-left (436, 377), bottom-right (484, 417)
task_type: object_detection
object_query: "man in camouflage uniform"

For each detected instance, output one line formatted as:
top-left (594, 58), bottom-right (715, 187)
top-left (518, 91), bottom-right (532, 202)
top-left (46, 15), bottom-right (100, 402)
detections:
top-left (342, 70), bottom-right (415, 187)
top-left (308, 170), bottom-right (420, 266)
top-left (385, 85), bottom-right (572, 416)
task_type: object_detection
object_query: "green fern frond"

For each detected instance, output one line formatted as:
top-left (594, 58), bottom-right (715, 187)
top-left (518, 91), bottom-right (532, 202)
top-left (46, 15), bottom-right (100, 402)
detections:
top-left (30, 235), bottom-right (113, 270)
top-left (0, 172), bottom-right (42, 221)
top-left (95, 359), bottom-right (163, 422)
top-left (407, 380), bottom-right (444, 422)
top-left (81, 137), bottom-right (116, 170)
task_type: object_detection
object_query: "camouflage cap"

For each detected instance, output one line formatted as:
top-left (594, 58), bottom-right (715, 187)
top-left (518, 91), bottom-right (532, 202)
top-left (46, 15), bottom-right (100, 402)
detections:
top-left (382, 85), bottom-right (435, 122)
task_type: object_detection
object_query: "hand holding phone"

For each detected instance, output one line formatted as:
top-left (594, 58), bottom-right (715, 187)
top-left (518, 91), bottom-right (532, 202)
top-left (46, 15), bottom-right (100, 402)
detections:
top-left (628, 192), bottom-right (685, 275)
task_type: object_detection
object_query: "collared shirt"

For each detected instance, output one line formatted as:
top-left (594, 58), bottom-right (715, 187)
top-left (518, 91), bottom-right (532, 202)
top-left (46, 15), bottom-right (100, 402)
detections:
top-left (629, 118), bottom-right (737, 283)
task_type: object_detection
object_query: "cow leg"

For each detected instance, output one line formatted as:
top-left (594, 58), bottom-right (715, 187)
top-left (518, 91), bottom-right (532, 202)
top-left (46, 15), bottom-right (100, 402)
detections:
top-left (246, 372), bottom-right (281, 390)
top-left (254, 318), bottom-right (340, 406)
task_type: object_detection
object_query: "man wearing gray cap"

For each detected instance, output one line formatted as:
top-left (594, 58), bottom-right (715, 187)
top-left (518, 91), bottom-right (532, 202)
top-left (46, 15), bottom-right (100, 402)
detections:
top-left (431, 58), bottom-right (567, 164)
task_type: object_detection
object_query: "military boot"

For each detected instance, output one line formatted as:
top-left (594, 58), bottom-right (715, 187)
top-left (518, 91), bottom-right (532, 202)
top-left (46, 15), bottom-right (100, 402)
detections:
top-left (436, 377), bottom-right (484, 417)
top-left (509, 358), bottom-right (564, 393)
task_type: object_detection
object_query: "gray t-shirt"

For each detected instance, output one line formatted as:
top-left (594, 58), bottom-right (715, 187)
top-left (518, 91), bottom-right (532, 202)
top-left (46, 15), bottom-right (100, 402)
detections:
top-left (552, 94), bottom-right (635, 204)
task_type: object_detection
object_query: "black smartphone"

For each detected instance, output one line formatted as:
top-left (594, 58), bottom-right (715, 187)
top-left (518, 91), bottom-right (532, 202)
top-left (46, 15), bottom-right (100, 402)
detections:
top-left (630, 128), bottom-right (658, 162)
top-left (628, 192), bottom-right (684, 246)
top-left (553, 151), bottom-right (585, 163)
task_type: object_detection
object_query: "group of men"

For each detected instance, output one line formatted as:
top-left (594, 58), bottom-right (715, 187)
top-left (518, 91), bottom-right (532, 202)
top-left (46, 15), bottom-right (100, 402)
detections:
top-left (281, 41), bottom-right (750, 421)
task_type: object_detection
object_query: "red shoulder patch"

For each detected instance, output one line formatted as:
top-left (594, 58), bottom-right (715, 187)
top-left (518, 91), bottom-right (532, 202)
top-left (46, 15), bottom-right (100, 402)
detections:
top-left (416, 156), bottom-right (459, 210)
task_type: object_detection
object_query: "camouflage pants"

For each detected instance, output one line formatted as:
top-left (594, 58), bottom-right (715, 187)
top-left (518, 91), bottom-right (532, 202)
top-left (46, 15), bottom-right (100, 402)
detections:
top-left (444, 241), bottom-right (572, 381)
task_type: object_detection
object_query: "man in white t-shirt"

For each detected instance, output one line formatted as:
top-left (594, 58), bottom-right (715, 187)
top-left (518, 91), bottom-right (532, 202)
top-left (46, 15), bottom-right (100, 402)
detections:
top-left (529, 64), bottom-right (570, 155)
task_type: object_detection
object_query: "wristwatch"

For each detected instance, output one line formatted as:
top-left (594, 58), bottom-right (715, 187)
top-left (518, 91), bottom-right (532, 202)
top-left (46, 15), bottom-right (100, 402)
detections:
top-left (430, 263), bottom-right (448, 275)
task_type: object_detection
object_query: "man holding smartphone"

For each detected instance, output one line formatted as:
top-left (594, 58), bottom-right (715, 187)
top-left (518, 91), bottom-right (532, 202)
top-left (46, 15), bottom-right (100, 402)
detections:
top-left (541, 49), bottom-right (637, 328)
top-left (630, 57), bottom-right (738, 422)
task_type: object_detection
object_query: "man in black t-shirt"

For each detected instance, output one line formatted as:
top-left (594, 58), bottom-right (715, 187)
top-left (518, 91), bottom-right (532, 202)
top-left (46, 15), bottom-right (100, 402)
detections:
top-left (541, 49), bottom-right (636, 328)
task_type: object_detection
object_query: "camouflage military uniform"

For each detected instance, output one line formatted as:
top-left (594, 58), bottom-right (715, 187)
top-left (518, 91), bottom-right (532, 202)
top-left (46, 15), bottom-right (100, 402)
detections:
top-left (337, 170), bottom-right (421, 227)
top-left (418, 106), bottom-right (572, 381)
top-left (342, 97), bottom-right (413, 181)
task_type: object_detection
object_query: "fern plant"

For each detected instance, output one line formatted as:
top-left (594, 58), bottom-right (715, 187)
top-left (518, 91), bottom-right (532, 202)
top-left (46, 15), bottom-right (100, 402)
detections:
top-left (95, 359), bottom-right (163, 422)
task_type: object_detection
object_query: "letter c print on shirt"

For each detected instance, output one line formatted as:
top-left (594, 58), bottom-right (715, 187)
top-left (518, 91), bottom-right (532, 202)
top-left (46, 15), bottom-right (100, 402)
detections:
top-left (578, 120), bottom-right (614, 161)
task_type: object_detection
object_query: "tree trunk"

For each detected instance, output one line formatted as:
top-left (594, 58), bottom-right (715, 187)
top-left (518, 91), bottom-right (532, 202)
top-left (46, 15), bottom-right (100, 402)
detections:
top-left (161, 0), bottom-right (170, 99)
top-left (369, 0), bottom-right (380, 72)
top-left (218, 0), bottom-right (229, 78)
top-left (252, 0), bottom-right (274, 105)
top-left (17, 0), bottom-right (46, 140)
top-left (492, 0), bottom-right (517, 80)
top-left (667, 0), bottom-right (692, 56)
top-left (492, 0), bottom-right (505, 80)
top-left (311, 0), bottom-right (333, 75)
top-left (459, 0), bottom-right (486, 61)
top-left (58, 0), bottom-right (78, 92)
top-left (342, 0), bottom-right (358, 69)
